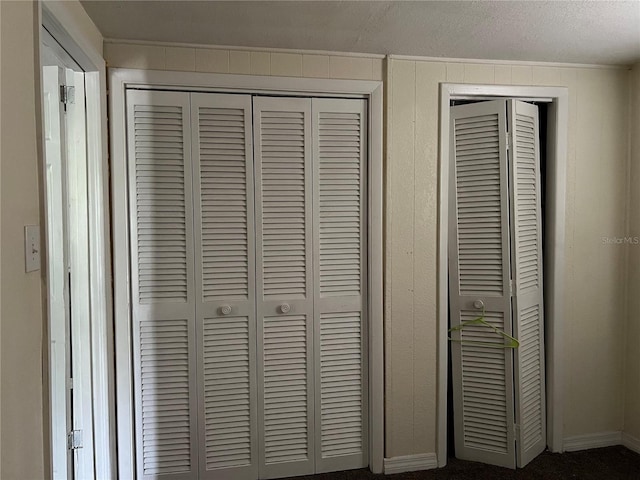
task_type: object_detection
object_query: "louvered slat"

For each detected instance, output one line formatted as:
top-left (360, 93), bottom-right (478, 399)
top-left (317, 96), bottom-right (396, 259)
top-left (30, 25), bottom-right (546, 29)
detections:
top-left (260, 111), bottom-right (307, 298)
top-left (263, 315), bottom-right (309, 464)
top-left (509, 100), bottom-right (546, 468)
top-left (459, 311), bottom-right (509, 453)
top-left (140, 319), bottom-right (192, 476)
top-left (128, 90), bottom-right (197, 480)
top-left (203, 317), bottom-right (252, 469)
top-left (454, 113), bottom-right (504, 296)
top-left (518, 305), bottom-right (543, 450)
top-left (134, 104), bottom-right (188, 303)
top-left (320, 312), bottom-right (363, 457)
top-left (198, 106), bottom-right (249, 300)
top-left (318, 112), bottom-right (362, 296)
top-left (514, 113), bottom-right (539, 292)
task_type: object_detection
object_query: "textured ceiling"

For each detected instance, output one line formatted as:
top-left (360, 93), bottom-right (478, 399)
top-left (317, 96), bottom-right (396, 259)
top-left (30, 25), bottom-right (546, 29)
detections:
top-left (81, 0), bottom-right (640, 65)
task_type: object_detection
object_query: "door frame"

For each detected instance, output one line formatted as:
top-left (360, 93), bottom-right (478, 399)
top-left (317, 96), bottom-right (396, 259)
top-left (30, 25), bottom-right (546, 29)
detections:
top-left (437, 83), bottom-right (568, 467)
top-left (37, 3), bottom-right (114, 479)
top-left (109, 68), bottom-right (384, 478)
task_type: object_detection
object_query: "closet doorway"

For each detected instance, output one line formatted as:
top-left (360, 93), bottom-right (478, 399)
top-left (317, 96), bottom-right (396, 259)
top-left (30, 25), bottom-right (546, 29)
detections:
top-left (437, 84), bottom-right (569, 468)
top-left (110, 70), bottom-right (384, 479)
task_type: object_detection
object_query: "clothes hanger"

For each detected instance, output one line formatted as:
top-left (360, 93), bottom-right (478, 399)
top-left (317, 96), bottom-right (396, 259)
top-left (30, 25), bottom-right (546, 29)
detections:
top-left (448, 301), bottom-right (519, 349)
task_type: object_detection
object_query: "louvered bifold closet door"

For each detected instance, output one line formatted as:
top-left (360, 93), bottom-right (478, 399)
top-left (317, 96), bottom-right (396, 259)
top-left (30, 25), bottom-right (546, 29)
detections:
top-left (507, 100), bottom-right (546, 468)
top-left (449, 100), bottom-right (516, 469)
top-left (253, 97), bottom-right (315, 479)
top-left (190, 93), bottom-right (258, 480)
top-left (126, 90), bottom-right (198, 480)
top-left (311, 98), bottom-right (368, 473)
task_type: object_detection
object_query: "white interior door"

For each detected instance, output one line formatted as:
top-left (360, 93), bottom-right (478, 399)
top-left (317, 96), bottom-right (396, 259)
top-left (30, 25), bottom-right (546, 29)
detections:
top-left (507, 100), bottom-right (546, 468)
top-left (65, 68), bottom-right (96, 479)
top-left (311, 98), bottom-right (368, 473)
top-left (253, 97), bottom-right (315, 479)
top-left (449, 100), bottom-right (517, 469)
top-left (191, 92), bottom-right (258, 480)
top-left (449, 99), bottom-right (546, 469)
top-left (42, 29), bottom-right (97, 480)
top-left (127, 90), bottom-right (199, 480)
top-left (125, 91), bottom-right (370, 480)
top-left (43, 63), bottom-right (73, 480)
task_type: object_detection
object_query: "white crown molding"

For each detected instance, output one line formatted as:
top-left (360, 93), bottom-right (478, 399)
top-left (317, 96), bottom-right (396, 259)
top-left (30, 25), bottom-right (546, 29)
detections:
top-left (103, 38), bottom-right (386, 59)
top-left (384, 453), bottom-right (438, 474)
top-left (388, 54), bottom-right (628, 70)
top-left (563, 431), bottom-right (623, 452)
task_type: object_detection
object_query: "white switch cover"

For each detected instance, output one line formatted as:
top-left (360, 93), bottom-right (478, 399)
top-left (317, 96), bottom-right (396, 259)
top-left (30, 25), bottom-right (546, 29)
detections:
top-left (25, 225), bottom-right (41, 272)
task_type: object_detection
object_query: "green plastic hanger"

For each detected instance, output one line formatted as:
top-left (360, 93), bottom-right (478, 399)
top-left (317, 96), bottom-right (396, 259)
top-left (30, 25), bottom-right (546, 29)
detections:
top-left (448, 308), bottom-right (519, 349)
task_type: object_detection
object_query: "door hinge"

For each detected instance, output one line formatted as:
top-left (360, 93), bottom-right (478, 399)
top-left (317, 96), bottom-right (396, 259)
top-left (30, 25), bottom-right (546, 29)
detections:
top-left (514, 423), bottom-right (521, 438)
top-left (509, 279), bottom-right (514, 296)
top-left (67, 430), bottom-right (83, 450)
top-left (60, 85), bottom-right (75, 106)
top-left (506, 132), bottom-right (513, 150)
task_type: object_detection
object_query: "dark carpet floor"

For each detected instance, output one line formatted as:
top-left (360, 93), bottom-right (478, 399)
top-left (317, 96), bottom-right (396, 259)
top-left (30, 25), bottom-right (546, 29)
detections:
top-left (282, 446), bottom-right (640, 480)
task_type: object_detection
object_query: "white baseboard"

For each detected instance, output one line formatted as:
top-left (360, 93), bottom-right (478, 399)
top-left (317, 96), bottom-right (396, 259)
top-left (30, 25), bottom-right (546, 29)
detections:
top-left (384, 453), bottom-right (438, 474)
top-left (563, 431), bottom-right (622, 452)
top-left (622, 432), bottom-right (640, 454)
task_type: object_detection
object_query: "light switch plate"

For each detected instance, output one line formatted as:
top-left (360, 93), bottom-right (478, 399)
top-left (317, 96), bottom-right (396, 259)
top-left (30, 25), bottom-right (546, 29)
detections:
top-left (25, 225), bottom-right (41, 272)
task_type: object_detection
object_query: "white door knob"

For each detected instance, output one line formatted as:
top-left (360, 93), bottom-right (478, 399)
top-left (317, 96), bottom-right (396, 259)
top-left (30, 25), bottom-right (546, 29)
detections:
top-left (473, 299), bottom-right (484, 310)
top-left (280, 303), bottom-right (291, 314)
top-left (220, 305), bottom-right (232, 315)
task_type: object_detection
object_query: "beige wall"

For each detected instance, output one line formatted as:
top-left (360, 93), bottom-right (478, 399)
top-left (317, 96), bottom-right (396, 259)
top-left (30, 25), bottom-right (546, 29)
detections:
top-left (0, 1), bottom-right (102, 478)
top-left (386, 58), bottom-right (630, 456)
top-left (625, 64), bottom-right (640, 443)
top-left (1, 1), bottom-right (45, 478)
top-left (107, 41), bottom-right (633, 458)
top-left (104, 41), bottom-right (384, 81)
top-left (0, 0), bottom-right (636, 472)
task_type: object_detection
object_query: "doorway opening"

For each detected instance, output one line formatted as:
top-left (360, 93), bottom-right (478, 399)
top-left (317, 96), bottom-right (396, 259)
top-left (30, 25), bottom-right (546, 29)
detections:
top-left (437, 84), bottom-right (569, 468)
top-left (446, 98), bottom-right (549, 468)
top-left (109, 69), bottom-right (384, 478)
top-left (39, 5), bottom-right (113, 479)
top-left (41, 28), bottom-right (95, 480)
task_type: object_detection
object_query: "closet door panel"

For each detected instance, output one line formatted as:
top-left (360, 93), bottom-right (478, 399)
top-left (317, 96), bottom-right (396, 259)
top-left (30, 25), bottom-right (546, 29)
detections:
top-left (312, 98), bottom-right (368, 473)
top-left (191, 93), bottom-right (258, 480)
top-left (254, 97), bottom-right (315, 479)
top-left (126, 90), bottom-right (198, 480)
top-left (449, 100), bottom-right (516, 469)
top-left (508, 100), bottom-right (546, 468)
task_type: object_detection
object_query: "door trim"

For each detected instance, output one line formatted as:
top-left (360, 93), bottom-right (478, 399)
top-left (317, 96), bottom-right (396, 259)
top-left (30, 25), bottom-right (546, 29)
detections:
top-left (437, 83), bottom-right (569, 467)
top-left (38, 4), bottom-right (113, 479)
top-left (109, 68), bottom-right (384, 478)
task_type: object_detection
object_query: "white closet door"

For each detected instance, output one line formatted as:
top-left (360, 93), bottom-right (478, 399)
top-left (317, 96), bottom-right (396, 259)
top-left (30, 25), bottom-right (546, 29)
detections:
top-left (126, 90), bottom-right (198, 480)
top-left (508, 100), bottom-right (546, 467)
top-left (253, 97), bottom-right (315, 478)
top-left (311, 98), bottom-right (368, 473)
top-left (449, 100), bottom-right (516, 469)
top-left (191, 93), bottom-right (258, 480)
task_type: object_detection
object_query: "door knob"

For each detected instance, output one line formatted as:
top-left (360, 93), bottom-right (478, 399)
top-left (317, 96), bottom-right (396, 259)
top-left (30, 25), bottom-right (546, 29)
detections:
top-left (473, 300), bottom-right (484, 310)
top-left (220, 305), bottom-right (232, 315)
top-left (280, 303), bottom-right (291, 314)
